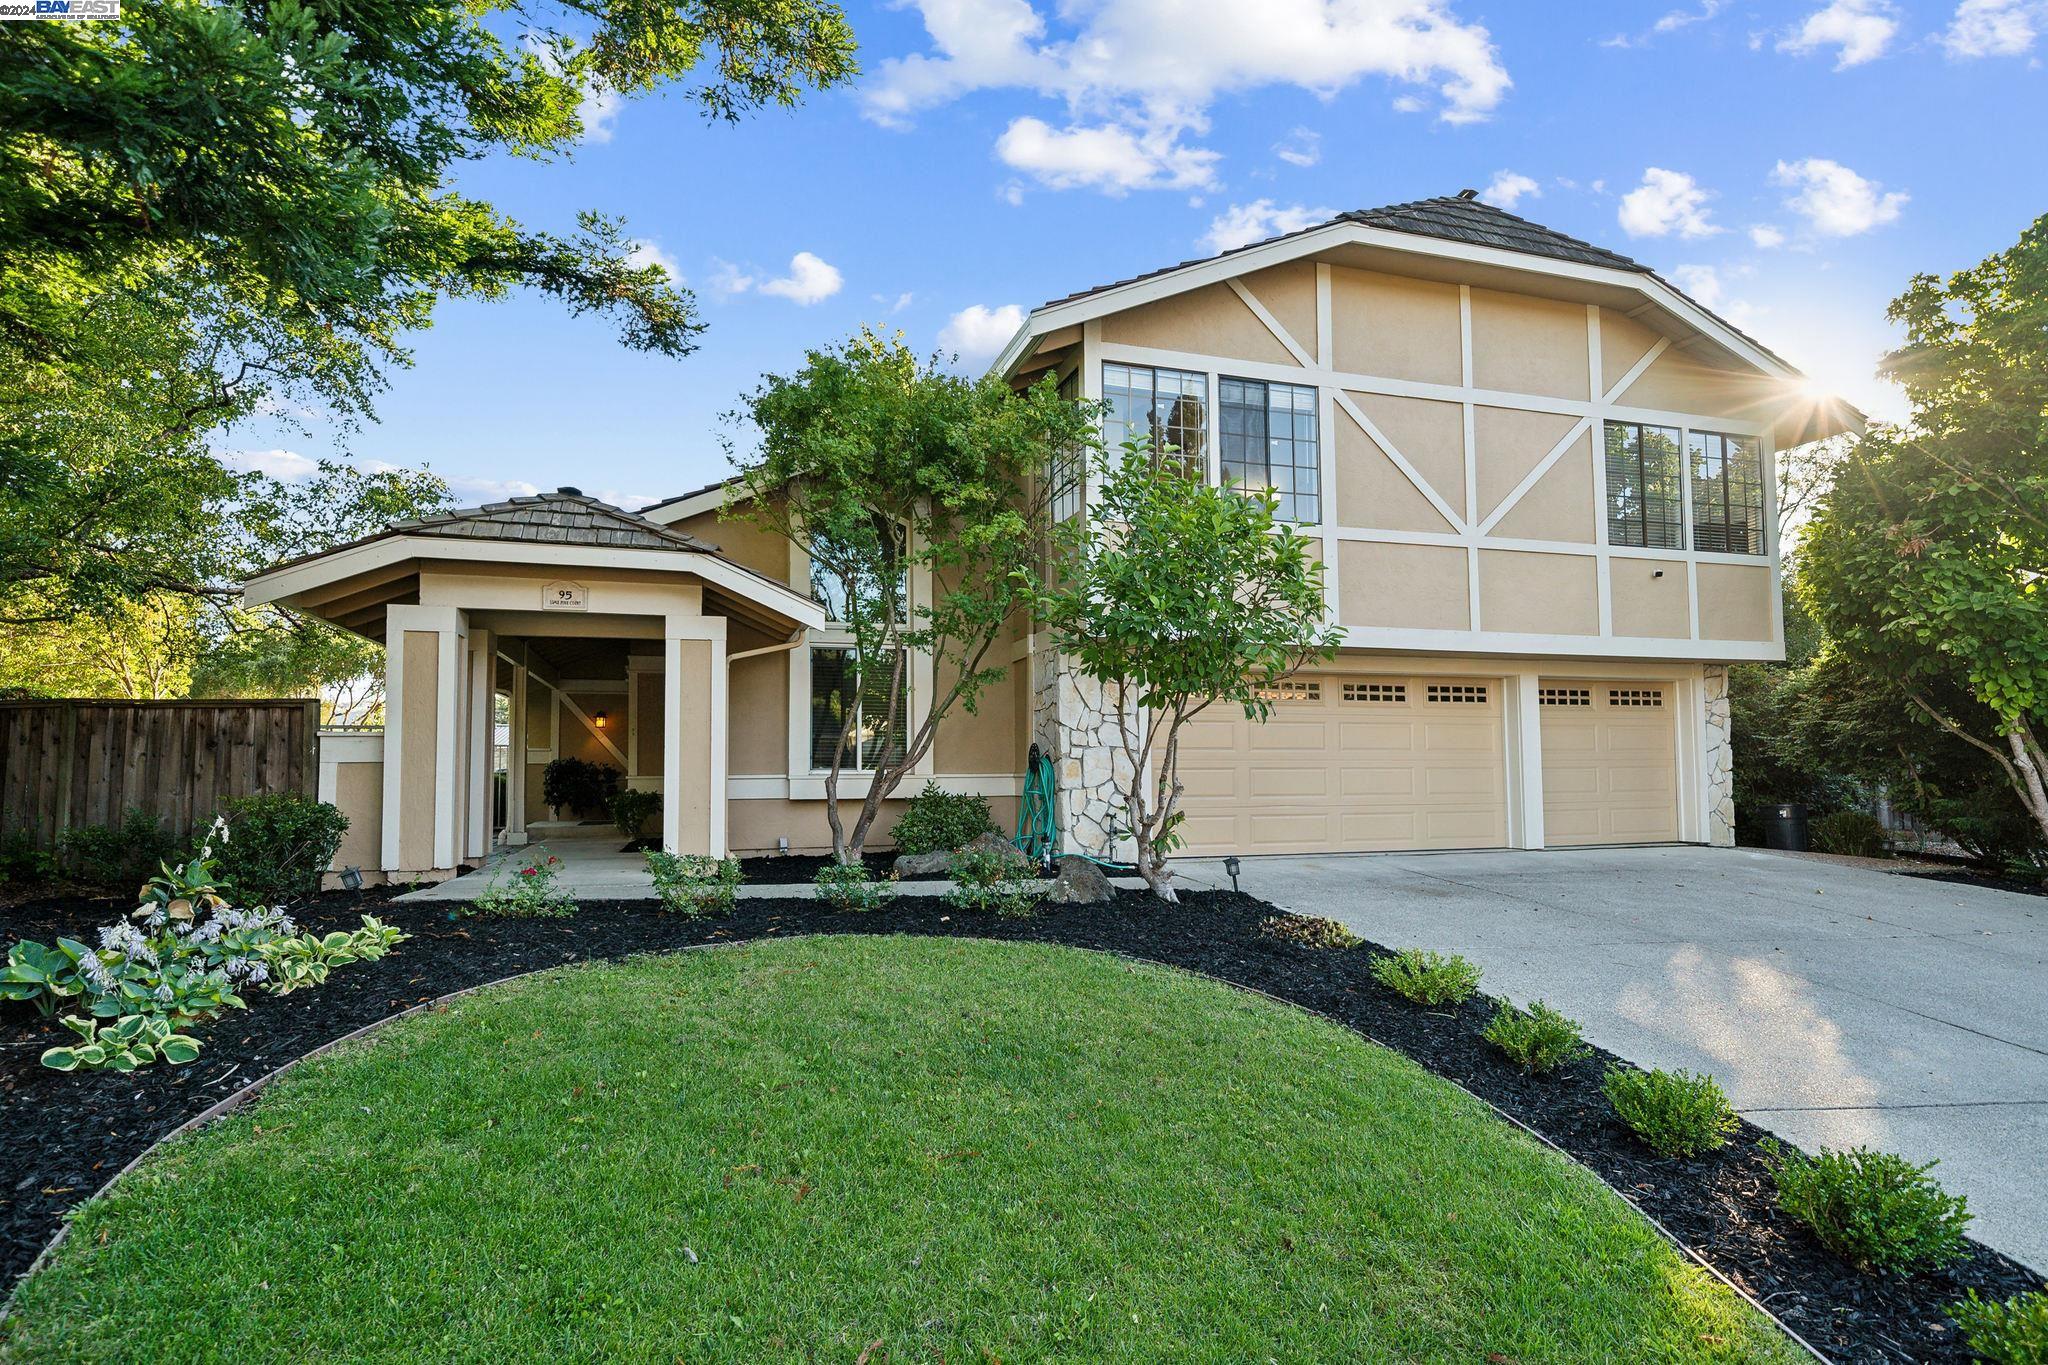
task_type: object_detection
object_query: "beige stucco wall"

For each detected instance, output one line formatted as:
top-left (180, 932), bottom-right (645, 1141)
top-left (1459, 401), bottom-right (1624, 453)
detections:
top-left (331, 761), bottom-right (382, 871)
top-left (1238, 260), bottom-right (1317, 354)
top-left (1334, 407), bottom-right (1456, 534)
top-left (671, 508), bottom-right (792, 585)
top-left (1101, 282), bottom-right (1299, 366)
top-left (1698, 562), bottom-right (1775, 641)
top-left (1473, 406), bottom-right (1582, 527)
top-left (1479, 550), bottom-right (1598, 635)
top-left (398, 630), bottom-right (437, 871)
top-left (1329, 268), bottom-right (1462, 385)
top-left (1493, 432), bottom-right (1596, 544)
top-left (728, 650), bottom-right (790, 774)
top-left (1611, 561), bottom-right (1692, 638)
top-left (728, 794), bottom-right (1021, 856)
top-left (1470, 289), bottom-right (1590, 399)
top-left (672, 638), bottom-right (715, 854)
top-left (1338, 541), bottom-right (1469, 630)
top-left (1348, 392), bottom-right (1466, 522)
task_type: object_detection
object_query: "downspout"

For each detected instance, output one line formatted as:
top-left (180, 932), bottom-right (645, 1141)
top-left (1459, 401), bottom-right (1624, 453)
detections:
top-left (727, 628), bottom-right (807, 666)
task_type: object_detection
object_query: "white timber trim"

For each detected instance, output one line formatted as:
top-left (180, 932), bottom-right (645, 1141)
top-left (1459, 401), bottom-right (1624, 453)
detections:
top-left (1227, 277), bottom-right (1317, 368)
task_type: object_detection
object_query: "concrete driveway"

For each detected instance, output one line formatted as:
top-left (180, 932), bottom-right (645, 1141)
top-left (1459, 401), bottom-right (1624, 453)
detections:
top-left (1177, 845), bottom-right (2048, 1273)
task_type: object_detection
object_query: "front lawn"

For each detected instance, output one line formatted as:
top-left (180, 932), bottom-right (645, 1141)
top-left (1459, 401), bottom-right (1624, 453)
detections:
top-left (3, 936), bottom-right (1795, 1363)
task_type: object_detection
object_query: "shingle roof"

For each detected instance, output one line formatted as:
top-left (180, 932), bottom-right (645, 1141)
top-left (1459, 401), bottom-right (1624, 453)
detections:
top-left (638, 475), bottom-right (743, 518)
top-left (1039, 193), bottom-right (1648, 311)
top-left (392, 489), bottom-right (717, 552)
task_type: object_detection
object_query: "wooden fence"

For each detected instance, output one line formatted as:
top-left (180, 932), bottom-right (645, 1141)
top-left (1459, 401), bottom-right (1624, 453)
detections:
top-left (0, 699), bottom-right (321, 850)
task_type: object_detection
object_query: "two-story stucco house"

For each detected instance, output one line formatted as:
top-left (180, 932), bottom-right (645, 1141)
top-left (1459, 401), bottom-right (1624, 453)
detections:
top-left (244, 193), bottom-right (1859, 881)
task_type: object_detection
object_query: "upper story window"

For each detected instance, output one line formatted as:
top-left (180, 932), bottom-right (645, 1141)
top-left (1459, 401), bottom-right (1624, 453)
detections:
top-left (1603, 421), bottom-right (1684, 549)
top-left (1220, 378), bottom-right (1320, 524)
top-left (1050, 369), bottom-right (1084, 523)
top-left (1103, 363), bottom-right (1207, 471)
top-left (1689, 431), bottom-right (1765, 555)
top-left (808, 514), bottom-right (907, 625)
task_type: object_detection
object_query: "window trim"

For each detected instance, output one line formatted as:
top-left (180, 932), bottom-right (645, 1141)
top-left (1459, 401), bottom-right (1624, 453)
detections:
top-left (1686, 429), bottom-right (1764, 557)
top-left (807, 643), bottom-right (909, 774)
top-left (1219, 374), bottom-right (1321, 524)
top-left (1101, 361), bottom-right (1210, 472)
top-left (1603, 420), bottom-right (1685, 550)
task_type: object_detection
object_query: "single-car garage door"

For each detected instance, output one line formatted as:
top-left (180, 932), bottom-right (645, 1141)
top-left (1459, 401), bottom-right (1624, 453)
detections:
top-left (1174, 675), bottom-right (1508, 855)
top-left (1539, 681), bottom-right (1680, 845)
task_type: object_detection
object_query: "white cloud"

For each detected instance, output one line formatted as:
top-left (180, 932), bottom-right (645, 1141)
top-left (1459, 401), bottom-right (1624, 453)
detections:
top-left (758, 251), bottom-right (844, 304)
top-left (1778, 0), bottom-right (1899, 68)
top-left (220, 448), bottom-right (319, 481)
top-left (996, 116), bottom-right (1219, 193)
top-left (577, 84), bottom-right (624, 143)
top-left (1941, 0), bottom-right (2041, 55)
top-left (1199, 200), bottom-right (1336, 253)
top-left (940, 303), bottom-right (1028, 364)
top-left (1478, 171), bottom-right (1539, 210)
top-left (863, 0), bottom-right (1510, 195)
top-left (1772, 158), bottom-right (1908, 236)
top-left (709, 259), bottom-right (754, 299)
top-left (625, 239), bottom-right (680, 281)
top-left (998, 180), bottom-right (1027, 206)
top-left (1391, 94), bottom-right (1427, 113)
top-left (1605, 0), bottom-right (1726, 47)
top-left (873, 290), bottom-right (916, 313)
top-left (446, 475), bottom-right (543, 503)
top-left (1617, 168), bottom-right (1720, 238)
top-left (1273, 127), bottom-right (1321, 167)
top-left (1669, 264), bottom-right (1727, 310)
top-left (1749, 224), bottom-right (1788, 248)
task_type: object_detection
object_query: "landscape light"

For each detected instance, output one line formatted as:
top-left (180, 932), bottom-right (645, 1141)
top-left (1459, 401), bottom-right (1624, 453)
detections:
top-left (340, 866), bottom-right (364, 892)
top-left (1224, 855), bottom-right (1241, 893)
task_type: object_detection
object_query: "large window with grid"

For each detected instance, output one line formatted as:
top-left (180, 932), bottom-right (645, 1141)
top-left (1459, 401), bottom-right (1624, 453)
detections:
top-left (1050, 368), bottom-right (1084, 523)
top-left (1103, 363), bottom-right (1207, 470)
top-left (809, 647), bottom-right (907, 771)
top-left (1604, 421), bottom-right (1684, 549)
top-left (808, 515), bottom-right (907, 626)
top-left (1688, 431), bottom-right (1765, 555)
top-left (1220, 377), bottom-right (1320, 523)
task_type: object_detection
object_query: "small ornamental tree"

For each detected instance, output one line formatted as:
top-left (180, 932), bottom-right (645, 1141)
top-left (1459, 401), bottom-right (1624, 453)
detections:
top-left (1798, 213), bottom-right (2048, 846)
top-left (730, 331), bottom-right (1099, 861)
top-left (1043, 437), bottom-right (1341, 900)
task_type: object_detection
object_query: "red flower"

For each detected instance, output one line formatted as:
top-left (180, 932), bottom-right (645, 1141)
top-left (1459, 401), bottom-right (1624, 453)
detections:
top-left (520, 867), bottom-right (538, 877)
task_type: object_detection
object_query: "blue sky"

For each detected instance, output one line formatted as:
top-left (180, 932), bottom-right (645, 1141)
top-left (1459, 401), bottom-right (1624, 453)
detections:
top-left (228, 0), bottom-right (2048, 509)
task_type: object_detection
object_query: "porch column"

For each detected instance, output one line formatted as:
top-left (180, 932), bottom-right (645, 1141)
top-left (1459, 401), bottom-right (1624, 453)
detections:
top-left (382, 604), bottom-right (465, 877)
top-left (662, 604), bottom-right (727, 856)
top-left (464, 626), bottom-right (494, 861)
top-left (503, 642), bottom-right (528, 846)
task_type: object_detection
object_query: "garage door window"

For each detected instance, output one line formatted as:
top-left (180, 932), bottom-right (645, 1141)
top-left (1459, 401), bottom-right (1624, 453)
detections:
top-left (1427, 683), bottom-right (1489, 704)
top-left (1539, 686), bottom-right (1591, 707)
top-left (1342, 680), bottom-right (1407, 704)
top-left (1608, 687), bottom-right (1665, 707)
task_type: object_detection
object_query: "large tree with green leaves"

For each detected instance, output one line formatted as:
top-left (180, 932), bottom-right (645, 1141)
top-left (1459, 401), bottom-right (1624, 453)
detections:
top-left (0, 0), bottom-right (856, 626)
top-left (729, 331), bottom-right (1099, 861)
top-left (1042, 438), bottom-right (1342, 900)
top-left (1797, 213), bottom-right (2048, 845)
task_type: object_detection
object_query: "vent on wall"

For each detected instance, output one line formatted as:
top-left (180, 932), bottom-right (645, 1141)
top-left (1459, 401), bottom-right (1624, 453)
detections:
top-left (1256, 680), bottom-right (1322, 703)
top-left (1426, 683), bottom-right (1488, 705)
top-left (1609, 687), bottom-right (1665, 707)
top-left (1539, 686), bottom-right (1592, 707)
top-left (1342, 680), bottom-right (1407, 704)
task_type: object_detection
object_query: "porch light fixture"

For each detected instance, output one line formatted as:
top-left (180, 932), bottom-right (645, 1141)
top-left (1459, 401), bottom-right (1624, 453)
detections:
top-left (593, 710), bottom-right (609, 729)
top-left (1224, 855), bottom-right (1241, 893)
top-left (340, 866), bottom-right (364, 892)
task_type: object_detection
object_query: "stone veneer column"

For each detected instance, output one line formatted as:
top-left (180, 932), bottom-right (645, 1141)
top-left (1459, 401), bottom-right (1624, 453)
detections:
top-left (1029, 639), bottom-right (1134, 859)
top-left (1702, 664), bottom-right (1735, 847)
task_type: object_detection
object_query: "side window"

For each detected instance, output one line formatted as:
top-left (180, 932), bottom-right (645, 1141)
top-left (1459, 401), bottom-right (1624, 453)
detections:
top-left (1050, 368), bottom-right (1083, 523)
top-left (1604, 421), bottom-right (1683, 549)
top-left (1103, 362), bottom-right (1207, 472)
top-left (1688, 431), bottom-right (1764, 554)
top-left (808, 646), bottom-right (907, 772)
top-left (807, 514), bottom-right (907, 625)
top-left (1220, 377), bottom-right (1320, 523)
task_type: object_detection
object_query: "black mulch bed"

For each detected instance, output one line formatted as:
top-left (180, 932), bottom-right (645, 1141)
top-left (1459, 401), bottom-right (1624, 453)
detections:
top-left (735, 851), bottom-right (899, 884)
top-left (1892, 865), bottom-right (2048, 900)
top-left (4, 891), bottom-right (2040, 1361)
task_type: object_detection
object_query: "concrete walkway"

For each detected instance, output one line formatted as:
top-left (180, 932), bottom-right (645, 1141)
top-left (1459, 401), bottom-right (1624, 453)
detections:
top-left (1176, 845), bottom-right (2048, 1273)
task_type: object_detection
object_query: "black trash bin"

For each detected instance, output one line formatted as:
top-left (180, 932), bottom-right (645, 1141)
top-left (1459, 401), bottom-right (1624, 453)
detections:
top-left (1762, 803), bottom-right (1809, 852)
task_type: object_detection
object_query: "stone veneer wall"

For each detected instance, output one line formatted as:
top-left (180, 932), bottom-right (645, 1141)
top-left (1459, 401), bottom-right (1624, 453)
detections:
top-left (1029, 642), bottom-right (1131, 858)
top-left (1703, 664), bottom-right (1735, 847)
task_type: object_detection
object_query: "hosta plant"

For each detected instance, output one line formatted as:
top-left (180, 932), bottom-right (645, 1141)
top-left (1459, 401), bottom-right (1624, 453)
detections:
top-left (646, 851), bottom-right (743, 915)
top-left (260, 918), bottom-right (408, 994)
top-left (42, 1013), bottom-right (201, 1072)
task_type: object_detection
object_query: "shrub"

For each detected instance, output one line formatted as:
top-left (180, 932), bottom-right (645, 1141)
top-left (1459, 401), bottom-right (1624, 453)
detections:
top-left (1810, 810), bottom-right (1888, 859)
top-left (609, 788), bottom-right (663, 842)
top-left (466, 848), bottom-right (575, 917)
top-left (0, 830), bottom-right (56, 887)
top-left (944, 846), bottom-right (1038, 918)
top-left (1762, 1140), bottom-right (1971, 1273)
top-left (646, 851), bottom-right (742, 915)
top-left (55, 808), bottom-right (177, 892)
top-left (542, 757), bottom-right (621, 819)
top-left (1484, 1000), bottom-right (1593, 1075)
top-left (1370, 948), bottom-right (1482, 1005)
top-left (1258, 915), bottom-right (1359, 950)
top-left (814, 861), bottom-right (894, 912)
top-left (41, 1013), bottom-right (201, 1073)
top-left (1950, 1288), bottom-right (2048, 1363)
top-left (213, 793), bottom-right (350, 905)
top-left (1603, 1066), bottom-right (1739, 1158)
top-left (890, 782), bottom-right (999, 856)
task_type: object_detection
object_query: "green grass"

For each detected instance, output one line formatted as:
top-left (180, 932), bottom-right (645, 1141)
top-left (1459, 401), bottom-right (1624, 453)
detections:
top-left (4, 937), bottom-right (1798, 1363)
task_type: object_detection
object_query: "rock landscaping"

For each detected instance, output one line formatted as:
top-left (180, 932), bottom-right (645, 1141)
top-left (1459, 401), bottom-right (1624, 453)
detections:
top-left (3, 891), bottom-right (2038, 1361)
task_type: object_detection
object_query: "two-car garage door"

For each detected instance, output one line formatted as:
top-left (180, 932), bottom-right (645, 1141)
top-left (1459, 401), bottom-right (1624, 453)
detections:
top-left (1172, 671), bottom-right (1681, 856)
top-left (1174, 675), bottom-right (1509, 855)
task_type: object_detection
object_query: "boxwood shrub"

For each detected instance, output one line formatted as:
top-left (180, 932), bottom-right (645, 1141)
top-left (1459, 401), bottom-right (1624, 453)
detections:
top-left (1762, 1140), bottom-right (1971, 1273)
top-left (214, 793), bottom-right (349, 905)
top-left (890, 781), bottom-right (998, 856)
top-left (1603, 1065), bottom-right (1738, 1158)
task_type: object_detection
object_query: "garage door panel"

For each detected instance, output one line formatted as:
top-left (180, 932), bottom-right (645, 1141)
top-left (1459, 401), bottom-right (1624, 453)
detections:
top-left (1179, 722), bottom-right (1238, 751)
top-left (1177, 767), bottom-right (1240, 799)
top-left (1174, 672), bottom-right (1507, 856)
top-left (1540, 679), bottom-right (1680, 847)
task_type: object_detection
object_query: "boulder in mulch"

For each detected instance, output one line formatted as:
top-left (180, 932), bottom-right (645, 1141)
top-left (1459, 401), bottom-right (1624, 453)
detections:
top-left (891, 849), bottom-right (954, 879)
top-left (894, 831), bottom-right (1031, 881)
top-left (1046, 855), bottom-right (1113, 905)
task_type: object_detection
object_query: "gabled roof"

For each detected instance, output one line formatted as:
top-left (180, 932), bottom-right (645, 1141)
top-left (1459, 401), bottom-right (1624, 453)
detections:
top-left (393, 489), bottom-right (717, 553)
top-left (1040, 193), bottom-right (1647, 311)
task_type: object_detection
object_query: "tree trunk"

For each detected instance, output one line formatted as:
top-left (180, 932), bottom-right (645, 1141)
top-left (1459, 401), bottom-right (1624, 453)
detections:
top-left (2007, 725), bottom-right (2048, 846)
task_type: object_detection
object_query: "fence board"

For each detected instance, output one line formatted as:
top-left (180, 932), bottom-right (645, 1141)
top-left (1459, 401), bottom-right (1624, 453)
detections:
top-left (0, 700), bottom-right (320, 852)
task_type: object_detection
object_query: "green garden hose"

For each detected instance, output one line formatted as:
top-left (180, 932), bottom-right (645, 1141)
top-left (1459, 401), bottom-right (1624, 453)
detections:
top-left (1015, 746), bottom-right (1124, 870)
